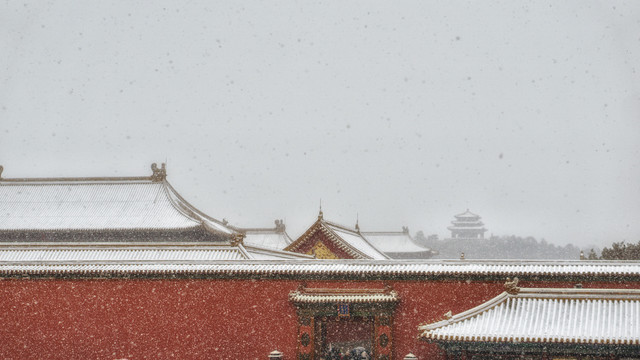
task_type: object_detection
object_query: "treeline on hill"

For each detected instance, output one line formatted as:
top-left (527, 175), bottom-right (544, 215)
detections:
top-left (414, 232), bottom-right (583, 260)
top-left (598, 240), bottom-right (640, 260)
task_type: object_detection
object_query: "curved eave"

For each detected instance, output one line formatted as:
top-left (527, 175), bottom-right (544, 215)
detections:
top-left (163, 180), bottom-right (235, 236)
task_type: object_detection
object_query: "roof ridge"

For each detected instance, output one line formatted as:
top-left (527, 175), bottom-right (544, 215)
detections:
top-left (322, 222), bottom-right (390, 260)
top-left (0, 176), bottom-right (154, 183)
top-left (0, 163), bottom-right (168, 184)
top-left (323, 220), bottom-right (359, 234)
top-left (319, 223), bottom-right (371, 259)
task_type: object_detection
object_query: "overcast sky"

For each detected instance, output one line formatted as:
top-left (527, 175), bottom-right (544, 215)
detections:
top-left (1, 1), bottom-right (639, 247)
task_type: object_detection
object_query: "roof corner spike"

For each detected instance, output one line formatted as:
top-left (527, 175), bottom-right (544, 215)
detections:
top-left (150, 162), bottom-right (167, 182)
top-left (0, 165), bottom-right (3, 179)
top-left (355, 213), bottom-right (360, 232)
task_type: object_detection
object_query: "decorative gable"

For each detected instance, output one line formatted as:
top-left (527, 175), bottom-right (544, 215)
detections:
top-left (306, 241), bottom-right (339, 259)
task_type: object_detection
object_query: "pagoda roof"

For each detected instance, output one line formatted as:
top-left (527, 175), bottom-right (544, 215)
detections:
top-left (285, 214), bottom-right (389, 260)
top-left (419, 284), bottom-right (640, 345)
top-left (0, 164), bottom-right (234, 240)
top-left (447, 225), bottom-right (487, 231)
top-left (454, 209), bottom-right (481, 219)
top-left (450, 220), bottom-right (485, 226)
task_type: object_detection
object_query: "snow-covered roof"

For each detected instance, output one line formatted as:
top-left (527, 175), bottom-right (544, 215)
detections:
top-left (0, 164), bottom-right (234, 238)
top-left (454, 209), bottom-right (481, 219)
top-left (236, 220), bottom-right (294, 250)
top-left (363, 230), bottom-right (431, 255)
top-left (243, 230), bottom-right (292, 250)
top-left (0, 243), bottom-right (251, 261)
top-left (285, 213), bottom-right (390, 260)
top-left (243, 244), bottom-right (314, 260)
top-left (419, 286), bottom-right (640, 345)
top-left (325, 222), bottom-right (389, 260)
top-left (2, 259), bottom-right (640, 279)
top-left (447, 225), bottom-right (487, 231)
top-left (449, 221), bottom-right (485, 226)
top-left (289, 287), bottom-right (398, 304)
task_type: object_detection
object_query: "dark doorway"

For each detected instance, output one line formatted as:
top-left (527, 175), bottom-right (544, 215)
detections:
top-left (315, 316), bottom-right (373, 359)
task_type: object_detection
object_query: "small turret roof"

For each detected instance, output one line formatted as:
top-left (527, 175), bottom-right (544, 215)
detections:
top-left (454, 209), bottom-right (481, 219)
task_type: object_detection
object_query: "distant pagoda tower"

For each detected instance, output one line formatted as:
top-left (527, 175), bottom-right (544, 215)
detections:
top-left (447, 209), bottom-right (487, 239)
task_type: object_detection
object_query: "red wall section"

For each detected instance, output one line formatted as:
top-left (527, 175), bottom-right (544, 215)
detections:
top-left (0, 278), bottom-right (637, 360)
top-left (0, 279), bottom-right (301, 360)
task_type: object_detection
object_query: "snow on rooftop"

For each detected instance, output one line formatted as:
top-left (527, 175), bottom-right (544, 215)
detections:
top-left (419, 287), bottom-right (640, 345)
top-left (363, 231), bottom-right (430, 254)
top-left (0, 245), bottom-right (250, 261)
top-left (2, 260), bottom-right (640, 278)
top-left (0, 177), bottom-right (233, 235)
top-left (242, 229), bottom-right (293, 250)
top-left (326, 224), bottom-right (389, 260)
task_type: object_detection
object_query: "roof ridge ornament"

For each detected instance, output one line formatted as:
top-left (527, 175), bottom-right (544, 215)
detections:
top-left (504, 277), bottom-right (520, 295)
top-left (274, 219), bottom-right (286, 232)
top-left (0, 165), bottom-right (3, 179)
top-left (355, 213), bottom-right (360, 232)
top-left (150, 163), bottom-right (167, 182)
top-left (318, 199), bottom-right (323, 220)
top-left (230, 232), bottom-right (245, 246)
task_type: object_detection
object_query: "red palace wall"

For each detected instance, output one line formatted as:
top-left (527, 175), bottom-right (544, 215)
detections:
top-left (0, 277), bottom-right (637, 360)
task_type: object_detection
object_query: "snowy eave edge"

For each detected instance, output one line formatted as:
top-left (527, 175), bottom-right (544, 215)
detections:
top-left (1, 260), bottom-right (640, 277)
top-left (418, 287), bottom-right (640, 345)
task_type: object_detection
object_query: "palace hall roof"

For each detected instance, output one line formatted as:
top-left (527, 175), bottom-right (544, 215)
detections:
top-left (0, 242), bottom-right (253, 261)
top-left (363, 228), bottom-right (434, 259)
top-left (0, 164), bottom-right (234, 241)
top-left (419, 284), bottom-right (640, 345)
top-left (232, 219), bottom-right (294, 251)
top-left (285, 212), bottom-right (390, 260)
top-left (0, 242), bottom-right (314, 262)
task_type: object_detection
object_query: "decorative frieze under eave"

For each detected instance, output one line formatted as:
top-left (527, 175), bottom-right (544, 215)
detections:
top-left (289, 286), bottom-right (399, 304)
